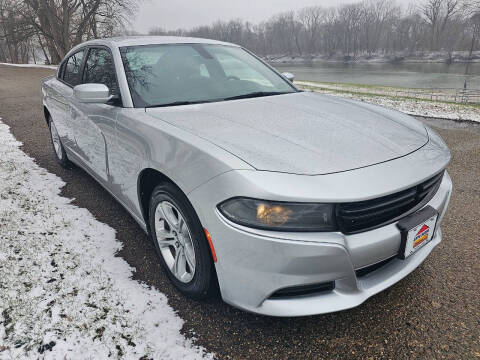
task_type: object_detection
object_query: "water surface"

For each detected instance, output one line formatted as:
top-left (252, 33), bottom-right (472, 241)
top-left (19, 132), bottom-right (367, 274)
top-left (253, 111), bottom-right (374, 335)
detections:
top-left (274, 62), bottom-right (480, 90)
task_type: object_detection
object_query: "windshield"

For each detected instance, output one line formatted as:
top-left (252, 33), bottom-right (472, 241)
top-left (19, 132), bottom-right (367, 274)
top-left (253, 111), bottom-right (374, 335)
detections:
top-left (119, 44), bottom-right (297, 108)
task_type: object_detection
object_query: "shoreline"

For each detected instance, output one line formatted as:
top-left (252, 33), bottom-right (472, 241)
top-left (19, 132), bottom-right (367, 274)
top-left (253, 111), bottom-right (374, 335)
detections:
top-left (296, 81), bottom-right (480, 123)
top-left (271, 58), bottom-right (480, 65)
top-left (267, 52), bottom-right (480, 65)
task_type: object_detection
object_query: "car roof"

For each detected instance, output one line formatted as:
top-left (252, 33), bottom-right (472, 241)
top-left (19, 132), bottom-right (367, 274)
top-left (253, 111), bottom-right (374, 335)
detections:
top-left (71, 36), bottom-right (239, 51)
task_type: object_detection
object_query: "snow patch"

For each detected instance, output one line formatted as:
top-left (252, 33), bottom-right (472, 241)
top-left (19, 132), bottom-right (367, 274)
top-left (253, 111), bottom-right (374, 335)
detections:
top-left (0, 120), bottom-right (212, 359)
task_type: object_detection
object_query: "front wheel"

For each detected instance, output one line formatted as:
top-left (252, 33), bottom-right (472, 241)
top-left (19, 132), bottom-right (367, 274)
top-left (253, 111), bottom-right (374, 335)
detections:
top-left (149, 183), bottom-right (216, 299)
top-left (48, 117), bottom-right (73, 169)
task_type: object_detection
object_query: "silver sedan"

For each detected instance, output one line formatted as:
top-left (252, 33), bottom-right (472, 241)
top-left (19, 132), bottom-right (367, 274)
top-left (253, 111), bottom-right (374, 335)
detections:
top-left (41, 36), bottom-right (452, 316)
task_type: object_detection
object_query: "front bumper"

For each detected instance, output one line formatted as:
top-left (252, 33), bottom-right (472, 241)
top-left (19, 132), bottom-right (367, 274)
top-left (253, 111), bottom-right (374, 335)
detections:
top-left (191, 171), bottom-right (452, 316)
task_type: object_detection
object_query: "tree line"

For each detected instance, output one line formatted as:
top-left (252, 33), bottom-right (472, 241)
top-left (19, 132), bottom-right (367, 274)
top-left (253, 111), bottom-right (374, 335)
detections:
top-left (150, 0), bottom-right (480, 62)
top-left (1, 0), bottom-right (479, 64)
top-left (0, 0), bottom-right (135, 64)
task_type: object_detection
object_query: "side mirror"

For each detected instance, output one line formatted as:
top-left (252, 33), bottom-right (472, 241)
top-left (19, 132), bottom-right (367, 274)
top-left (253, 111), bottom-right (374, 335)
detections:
top-left (73, 83), bottom-right (112, 104)
top-left (282, 72), bottom-right (295, 82)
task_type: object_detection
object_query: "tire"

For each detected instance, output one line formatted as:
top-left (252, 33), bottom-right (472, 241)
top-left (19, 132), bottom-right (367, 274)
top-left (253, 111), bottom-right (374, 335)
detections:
top-left (48, 116), bottom-right (73, 169)
top-left (149, 182), bottom-right (216, 299)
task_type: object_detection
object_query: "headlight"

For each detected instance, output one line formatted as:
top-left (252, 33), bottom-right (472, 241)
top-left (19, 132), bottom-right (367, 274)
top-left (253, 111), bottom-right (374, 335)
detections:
top-left (218, 198), bottom-right (337, 231)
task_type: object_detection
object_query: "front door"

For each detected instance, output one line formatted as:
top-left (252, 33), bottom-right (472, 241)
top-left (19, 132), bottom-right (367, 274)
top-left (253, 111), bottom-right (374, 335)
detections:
top-left (71, 47), bottom-right (122, 183)
top-left (54, 49), bottom-right (85, 151)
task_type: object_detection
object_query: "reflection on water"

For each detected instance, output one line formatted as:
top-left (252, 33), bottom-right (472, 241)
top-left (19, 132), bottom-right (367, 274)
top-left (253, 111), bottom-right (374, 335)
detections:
top-left (274, 62), bottom-right (480, 90)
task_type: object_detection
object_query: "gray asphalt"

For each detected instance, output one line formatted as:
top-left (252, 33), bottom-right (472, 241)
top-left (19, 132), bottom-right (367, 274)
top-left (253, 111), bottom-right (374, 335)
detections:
top-left (0, 65), bottom-right (479, 359)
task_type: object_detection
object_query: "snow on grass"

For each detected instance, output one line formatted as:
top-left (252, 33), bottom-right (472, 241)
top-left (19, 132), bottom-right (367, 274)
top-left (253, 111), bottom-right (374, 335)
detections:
top-left (0, 119), bottom-right (212, 359)
top-left (297, 81), bottom-right (480, 123)
top-left (0, 63), bottom-right (58, 70)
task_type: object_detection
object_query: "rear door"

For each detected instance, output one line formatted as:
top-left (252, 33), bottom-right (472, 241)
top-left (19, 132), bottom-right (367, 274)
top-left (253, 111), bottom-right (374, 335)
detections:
top-left (71, 46), bottom-right (121, 183)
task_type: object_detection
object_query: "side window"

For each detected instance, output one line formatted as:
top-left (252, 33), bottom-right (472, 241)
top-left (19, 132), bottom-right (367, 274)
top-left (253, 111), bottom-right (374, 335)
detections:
top-left (63, 51), bottom-right (84, 86)
top-left (84, 48), bottom-right (119, 97)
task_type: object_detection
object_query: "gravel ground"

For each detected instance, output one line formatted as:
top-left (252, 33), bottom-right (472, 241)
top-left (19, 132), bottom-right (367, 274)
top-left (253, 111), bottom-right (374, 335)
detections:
top-left (0, 65), bottom-right (479, 359)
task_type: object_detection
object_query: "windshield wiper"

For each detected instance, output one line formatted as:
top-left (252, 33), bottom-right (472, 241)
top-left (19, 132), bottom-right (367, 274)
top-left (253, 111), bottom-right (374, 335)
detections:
top-left (145, 92), bottom-right (292, 108)
top-left (223, 91), bottom-right (291, 101)
top-left (145, 100), bottom-right (214, 108)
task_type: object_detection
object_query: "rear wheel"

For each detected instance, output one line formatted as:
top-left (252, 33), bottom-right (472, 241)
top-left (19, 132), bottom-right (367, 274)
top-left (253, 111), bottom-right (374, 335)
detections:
top-left (149, 183), bottom-right (215, 299)
top-left (48, 116), bottom-right (73, 168)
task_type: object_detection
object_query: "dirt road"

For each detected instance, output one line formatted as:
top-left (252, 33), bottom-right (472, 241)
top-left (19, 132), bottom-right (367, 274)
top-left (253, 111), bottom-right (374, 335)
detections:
top-left (0, 64), bottom-right (479, 359)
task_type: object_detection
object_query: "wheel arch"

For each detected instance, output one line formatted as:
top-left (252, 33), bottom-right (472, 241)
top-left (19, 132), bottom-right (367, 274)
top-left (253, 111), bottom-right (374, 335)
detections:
top-left (43, 106), bottom-right (51, 126)
top-left (138, 167), bottom-right (220, 293)
top-left (137, 168), bottom-right (186, 233)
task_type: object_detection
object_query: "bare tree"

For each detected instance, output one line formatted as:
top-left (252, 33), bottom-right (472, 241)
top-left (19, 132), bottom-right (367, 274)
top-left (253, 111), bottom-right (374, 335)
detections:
top-left (420, 0), bottom-right (462, 50)
top-left (0, 0), bottom-right (36, 63)
top-left (360, 0), bottom-right (399, 56)
top-left (337, 3), bottom-right (364, 57)
top-left (0, 0), bottom-right (137, 64)
top-left (298, 6), bottom-right (324, 54)
top-left (464, 0), bottom-right (480, 71)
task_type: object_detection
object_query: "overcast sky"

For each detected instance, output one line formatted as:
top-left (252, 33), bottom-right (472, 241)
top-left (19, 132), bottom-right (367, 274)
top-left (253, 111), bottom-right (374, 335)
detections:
top-left (132, 0), bottom-right (413, 34)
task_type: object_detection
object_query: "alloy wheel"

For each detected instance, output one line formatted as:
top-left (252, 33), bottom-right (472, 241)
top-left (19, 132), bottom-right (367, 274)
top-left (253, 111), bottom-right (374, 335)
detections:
top-left (154, 201), bottom-right (196, 283)
top-left (50, 121), bottom-right (63, 160)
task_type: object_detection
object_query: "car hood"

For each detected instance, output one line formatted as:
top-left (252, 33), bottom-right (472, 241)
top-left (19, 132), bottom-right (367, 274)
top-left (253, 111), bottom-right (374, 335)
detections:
top-left (146, 92), bottom-right (428, 175)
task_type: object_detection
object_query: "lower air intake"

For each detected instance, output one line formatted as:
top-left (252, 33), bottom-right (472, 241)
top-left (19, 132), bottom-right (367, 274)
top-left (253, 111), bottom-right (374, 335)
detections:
top-left (269, 281), bottom-right (335, 299)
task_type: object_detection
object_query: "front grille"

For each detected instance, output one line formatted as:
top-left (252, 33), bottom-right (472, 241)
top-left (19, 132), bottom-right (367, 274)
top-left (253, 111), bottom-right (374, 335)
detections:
top-left (337, 171), bottom-right (444, 234)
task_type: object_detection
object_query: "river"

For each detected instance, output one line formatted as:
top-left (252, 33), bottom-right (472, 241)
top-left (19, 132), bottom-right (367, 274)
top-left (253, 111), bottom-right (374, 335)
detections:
top-left (273, 62), bottom-right (480, 90)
